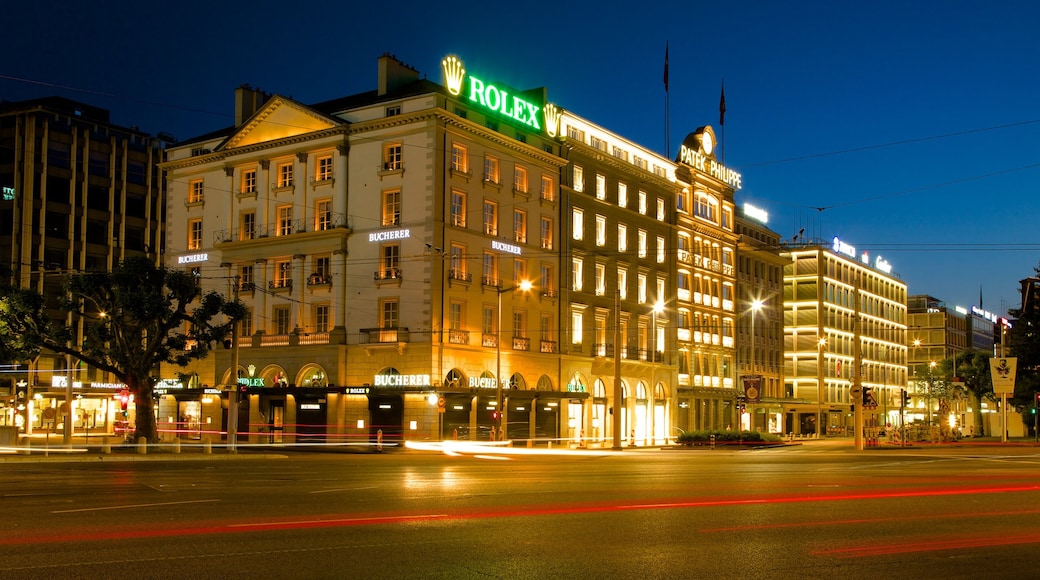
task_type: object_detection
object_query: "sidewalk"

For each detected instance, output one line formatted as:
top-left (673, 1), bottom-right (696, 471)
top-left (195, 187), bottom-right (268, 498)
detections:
top-left (0, 433), bottom-right (289, 463)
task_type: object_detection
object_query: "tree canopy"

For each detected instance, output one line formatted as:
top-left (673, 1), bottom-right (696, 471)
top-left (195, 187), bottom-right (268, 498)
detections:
top-left (5, 256), bottom-right (246, 442)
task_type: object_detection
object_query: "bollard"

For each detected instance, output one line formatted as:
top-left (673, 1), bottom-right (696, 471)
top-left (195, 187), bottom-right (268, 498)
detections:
top-left (102, 437), bottom-right (112, 454)
top-left (137, 436), bottom-right (148, 454)
top-left (710, 434), bottom-right (716, 450)
top-left (172, 438), bottom-right (181, 454)
top-left (547, 440), bottom-right (552, 449)
top-left (203, 437), bottom-right (212, 454)
top-left (18, 435), bottom-right (30, 455)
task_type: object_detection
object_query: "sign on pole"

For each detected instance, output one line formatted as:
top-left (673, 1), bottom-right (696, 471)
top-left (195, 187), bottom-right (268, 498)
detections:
top-left (990, 357), bottom-right (1017, 394)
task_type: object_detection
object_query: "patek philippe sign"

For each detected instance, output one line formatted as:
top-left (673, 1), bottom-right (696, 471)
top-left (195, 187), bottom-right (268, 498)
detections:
top-left (990, 357), bottom-right (1017, 394)
top-left (441, 55), bottom-right (562, 138)
top-left (677, 127), bottom-right (742, 189)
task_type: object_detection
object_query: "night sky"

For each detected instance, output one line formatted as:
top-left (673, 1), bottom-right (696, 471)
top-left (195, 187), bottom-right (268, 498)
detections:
top-left (5, 0), bottom-right (1038, 315)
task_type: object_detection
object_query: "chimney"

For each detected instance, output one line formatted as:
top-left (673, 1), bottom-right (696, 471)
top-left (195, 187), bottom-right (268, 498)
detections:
top-left (235, 84), bottom-right (272, 126)
top-left (377, 53), bottom-right (420, 96)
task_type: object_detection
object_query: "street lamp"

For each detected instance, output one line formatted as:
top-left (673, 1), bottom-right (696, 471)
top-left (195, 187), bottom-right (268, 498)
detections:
top-left (496, 279), bottom-right (532, 439)
top-left (650, 299), bottom-right (664, 445)
top-left (817, 337), bottom-right (826, 437)
top-left (747, 299), bottom-right (764, 431)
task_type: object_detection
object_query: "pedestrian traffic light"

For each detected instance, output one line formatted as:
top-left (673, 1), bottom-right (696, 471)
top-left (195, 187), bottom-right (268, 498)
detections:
top-left (491, 410), bottom-right (500, 421)
top-left (901, 389), bottom-right (911, 407)
top-left (862, 387), bottom-right (873, 406)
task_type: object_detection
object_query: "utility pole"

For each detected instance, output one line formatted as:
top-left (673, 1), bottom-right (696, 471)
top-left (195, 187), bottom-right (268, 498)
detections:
top-left (853, 270), bottom-right (864, 451)
top-left (227, 275), bottom-right (241, 453)
top-left (612, 289), bottom-right (622, 450)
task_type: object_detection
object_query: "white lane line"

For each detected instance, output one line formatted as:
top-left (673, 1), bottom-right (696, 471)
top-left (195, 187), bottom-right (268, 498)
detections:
top-left (227, 514), bottom-right (449, 528)
top-left (52, 499), bottom-right (220, 514)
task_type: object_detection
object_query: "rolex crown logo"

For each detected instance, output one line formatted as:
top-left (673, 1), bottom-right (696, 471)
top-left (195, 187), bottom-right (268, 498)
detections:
top-left (543, 103), bottom-right (562, 138)
top-left (442, 56), bottom-right (465, 96)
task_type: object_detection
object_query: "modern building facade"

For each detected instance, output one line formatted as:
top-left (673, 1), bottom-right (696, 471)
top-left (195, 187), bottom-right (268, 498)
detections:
top-left (0, 96), bottom-right (165, 433)
top-left (783, 237), bottom-right (907, 435)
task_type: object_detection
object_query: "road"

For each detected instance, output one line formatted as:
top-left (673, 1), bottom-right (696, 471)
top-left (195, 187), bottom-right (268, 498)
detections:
top-left (1, 441), bottom-right (1039, 579)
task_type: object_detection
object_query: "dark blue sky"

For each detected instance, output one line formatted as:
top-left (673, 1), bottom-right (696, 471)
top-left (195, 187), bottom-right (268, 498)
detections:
top-left (5, 0), bottom-right (1038, 315)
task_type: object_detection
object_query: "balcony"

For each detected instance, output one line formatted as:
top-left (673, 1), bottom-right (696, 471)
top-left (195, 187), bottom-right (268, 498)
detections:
top-left (481, 276), bottom-right (501, 288)
top-left (512, 336), bottom-right (530, 351)
top-left (541, 288), bottom-right (558, 299)
top-left (482, 333), bottom-right (498, 348)
top-left (359, 327), bottom-right (409, 354)
top-left (447, 329), bottom-right (470, 345)
top-left (374, 268), bottom-right (402, 281)
top-left (539, 340), bottom-right (557, 353)
top-left (448, 269), bottom-right (472, 282)
top-left (268, 279), bottom-right (292, 290)
top-left (307, 274), bottom-right (331, 286)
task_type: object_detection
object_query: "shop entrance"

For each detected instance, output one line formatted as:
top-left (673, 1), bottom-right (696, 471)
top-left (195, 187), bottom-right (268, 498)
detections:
top-left (368, 394), bottom-right (403, 447)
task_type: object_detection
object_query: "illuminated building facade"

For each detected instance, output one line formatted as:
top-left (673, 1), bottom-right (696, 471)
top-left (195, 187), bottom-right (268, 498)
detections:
top-left (0, 97), bottom-right (165, 434)
top-left (735, 204), bottom-right (786, 433)
top-left (672, 129), bottom-right (741, 432)
top-left (783, 238), bottom-right (907, 435)
top-left (558, 112), bottom-right (680, 446)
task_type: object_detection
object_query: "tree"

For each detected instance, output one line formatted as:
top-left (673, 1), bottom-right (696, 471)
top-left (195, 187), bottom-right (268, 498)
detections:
top-left (937, 350), bottom-right (993, 437)
top-left (9, 257), bottom-right (246, 443)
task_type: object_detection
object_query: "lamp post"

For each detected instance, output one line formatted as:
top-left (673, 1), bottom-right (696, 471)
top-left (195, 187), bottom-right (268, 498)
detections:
top-left (817, 337), bottom-right (826, 437)
top-left (496, 280), bottom-right (532, 440)
top-left (747, 299), bottom-right (764, 431)
top-left (650, 299), bottom-right (664, 445)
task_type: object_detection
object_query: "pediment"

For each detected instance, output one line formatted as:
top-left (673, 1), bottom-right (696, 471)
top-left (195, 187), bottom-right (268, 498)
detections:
top-left (219, 96), bottom-right (341, 150)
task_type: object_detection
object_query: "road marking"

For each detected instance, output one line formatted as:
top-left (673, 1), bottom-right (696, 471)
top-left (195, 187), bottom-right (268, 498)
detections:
top-left (310, 486), bottom-right (380, 494)
top-left (51, 499), bottom-right (219, 514)
top-left (227, 514), bottom-right (449, 528)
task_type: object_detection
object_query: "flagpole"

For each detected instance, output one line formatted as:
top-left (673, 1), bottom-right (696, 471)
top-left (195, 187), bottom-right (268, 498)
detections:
top-left (719, 79), bottom-right (726, 165)
top-left (664, 41), bottom-right (670, 158)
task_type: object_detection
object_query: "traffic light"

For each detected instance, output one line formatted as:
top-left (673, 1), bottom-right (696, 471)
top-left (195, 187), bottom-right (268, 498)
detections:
top-left (901, 389), bottom-right (911, 407)
top-left (862, 387), bottom-right (873, 406)
top-left (738, 403), bottom-right (746, 414)
top-left (491, 410), bottom-right (500, 421)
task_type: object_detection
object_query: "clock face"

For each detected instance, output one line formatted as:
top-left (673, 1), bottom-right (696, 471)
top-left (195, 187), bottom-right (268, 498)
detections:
top-left (702, 132), bottom-right (714, 155)
top-left (746, 386), bottom-right (759, 400)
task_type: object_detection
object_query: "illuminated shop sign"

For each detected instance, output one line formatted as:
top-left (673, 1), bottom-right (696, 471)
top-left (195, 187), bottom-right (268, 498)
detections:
top-left (491, 240), bottom-right (521, 255)
top-left (178, 253), bottom-right (208, 264)
top-left (300, 403), bottom-right (321, 410)
top-left (369, 229), bottom-right (411, 242)
top-left (677, 128), bottom-right (742, 189)
top-left (470, 376), bottom-right (500, 389)
top-left (441, 55), bottom-right (562, 138)
top-left (374, 374), bottom-right (431, 387)
top-left (2, 186), bottom-right (14, 201)
top-left (744, 203), bottom-right (768, 224)
top-left (347, 387), bottom-right (370, 394)
top-left (238, 377), bottom-right (265, 387)
top-left (972, 306), bottom-right (999, 323)
top-left (50, 376), bottom-right (125, 390)
top-left (831, 237), bottom-right (893, 274)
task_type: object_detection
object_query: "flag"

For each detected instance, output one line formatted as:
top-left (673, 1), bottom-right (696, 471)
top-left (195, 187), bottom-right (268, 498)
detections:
top-left (663, 41), bottom-right (669, 92)
top-left (719, 81), bottom-right (727, 126)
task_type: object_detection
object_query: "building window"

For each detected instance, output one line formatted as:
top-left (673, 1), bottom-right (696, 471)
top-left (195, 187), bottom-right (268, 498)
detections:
top-left (240, 308), bottom-right (253, 338)
top-left (638, 229), bottom-right (647, 259)
top-left (277, 163), bottom-right (294, 188)
top-left (514, 166), bottom-right (528, 193)
top-left (273, 260), bottom-right (291, 289)
top-left (540, 264), bottom-right (555, 296)
top-left (540, 217), bottom-right (553, 250)
top-left (571, 311), bottom-right (583, 345)
top-left (722, 207), bottom-right (732, 230)
top-left (315, 305), bottom-right (330, 332)
top-left (541, 175), bottom-right (555, 202)
top-left (678, 234), bottom-right (691, 263)
top-left (240, 211), bottom-right (256, 241)
top-left (240, 265), bottom-right (254, 290)
top-left (384, 143), bottom-right (402, 170)
top-left (451, 190), bottom-right (466, 227)
top-left (572, 208), bottom-right (584, 240)
top-left (696, 192), bottom-right (717, 222)
top-left (484, 156), bottom-right (499, 183)
top-left (677, 189), bottom-right (690, 214)
top-left (386, 105), bottom-right (401, 117)
top-left (513, 209), bottom-right (527, 243)
top-left (315, 199), bottom-right (332, 231)
top-left (612, 146), bottom-right (628, 161)
top-left (316, 156), bottom-right (333, 182)
top-left (382, 190), bottom-right (401, 227)
top-left (450, 244), bottom-right (466, 279)
top-left (381, 244), bottom-right (400, 278)
top-left (451, 143), bottom-right (468, 173)
top-left (513, 258), bottom-right (527, 285)
top-left (311, 256), bottom-right (331, 284)
top-left (274, 307), bottom-right (291, 335)
top-left (618, 182), bottom-right (627, 208)
top-left (572, 257), bottom-right (583, 291)
top-left (483, 306), bottom-right (495, 336)
top-left (189, 179), bottom-right (204, 204)
top-left (638, 190), bottom-right (647, 215)
top-left (595, 215), bottom-right (607, 246)
top-left (657, 198), bottom-right (665, 221)
top-left (483, 200), bottom-right (498, 236)
top-left (449, 301), bottom-right (462, 331)
top-left (540, 313), bottom-right (552, 342)
top-left (618, 268), bottom-right (628, 300)
top-left (483, 252), bottom-right (498, 286)
top-left (381, 300), bottom-right (399, 329)
top-left (513, 310), bottom-right (526, 339)
top-left (277, 205), bottom-right (293, 236)
top-left (590, 136), bottom-right (606, 152)
top-left (595, 174), bottom-right (606, 200)
top-left (572, 165), bottom-right (584, 192)
top-left (633, 155), bottom-right (648, 170)
top-left (187, 219), bottom-right (202, 250)
top-left (241, 169), bottom-right (256, 194)
top-left (595, 263), bottom-right (606, 296)
top-left (617, 224), bottom-right (627, 253)
top-left (568, 126), bottom-right (585, 142)
top-left (657, 236), bottom-right (666, 264)
top-left (638, 273), bottom-right (647, 304)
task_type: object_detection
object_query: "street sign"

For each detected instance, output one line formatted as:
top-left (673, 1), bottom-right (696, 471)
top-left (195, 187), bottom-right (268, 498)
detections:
top-left (990, 357), bottom-right (1017, 394)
